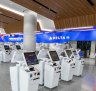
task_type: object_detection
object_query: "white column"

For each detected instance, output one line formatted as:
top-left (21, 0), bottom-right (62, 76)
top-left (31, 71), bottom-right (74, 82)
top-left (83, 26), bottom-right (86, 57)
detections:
top-left (23, 10), bottom-right (37, 52)
top-left (90, 41), bottom-right (96, 58)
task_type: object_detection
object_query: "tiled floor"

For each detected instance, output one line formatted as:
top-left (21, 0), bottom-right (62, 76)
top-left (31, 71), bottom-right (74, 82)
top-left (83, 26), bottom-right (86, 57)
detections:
top-left (0, 58), bottom-right (96, 91)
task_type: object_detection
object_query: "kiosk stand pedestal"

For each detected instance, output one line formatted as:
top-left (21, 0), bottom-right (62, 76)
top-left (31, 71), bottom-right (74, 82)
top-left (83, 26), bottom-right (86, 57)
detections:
top-left (59, 50), bottom-right (75, 81)
top-left (44, 51), bottom-right (61, 89)
top-left (44, 62), bottom-right (61, 89)
top-left (19, 67), bottom-right (40, 91)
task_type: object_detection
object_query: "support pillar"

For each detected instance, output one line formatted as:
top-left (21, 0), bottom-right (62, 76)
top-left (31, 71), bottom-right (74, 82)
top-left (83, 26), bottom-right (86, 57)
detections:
top-left (23, 10), bottom-right (37, 52)
top-left (90, 41), bottom-right (96, 58)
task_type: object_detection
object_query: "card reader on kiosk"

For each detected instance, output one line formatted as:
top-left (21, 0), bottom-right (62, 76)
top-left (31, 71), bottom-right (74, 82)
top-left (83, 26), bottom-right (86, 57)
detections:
top-left (59, 50), bottom-right (75, 81)
top-left (3, 45), bottom-right (11, 62)
top-left (44, 50), bottom-right (61, 89)
top-left (71, 49), bottom-right (84, 76)
top-left (19, 52), bottom-right (40, 91)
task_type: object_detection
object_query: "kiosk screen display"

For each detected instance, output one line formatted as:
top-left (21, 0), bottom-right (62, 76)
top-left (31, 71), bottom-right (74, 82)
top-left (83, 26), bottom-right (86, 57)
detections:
top-left (4, 45), bottom-right (10, 50)
top-left (49, 51), bottom-right (59, 61)
top-left (24, 52), bottom-right (38, 66)
top-left (16, 45), bottom-right (21, 50)
top-left (66, 50), bottom-right (72, 58)
top-left (61, 52), bottom-right (66, 57)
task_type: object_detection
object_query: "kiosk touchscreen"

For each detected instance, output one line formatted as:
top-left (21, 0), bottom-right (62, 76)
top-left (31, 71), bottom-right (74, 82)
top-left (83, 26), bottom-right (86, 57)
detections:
top-left (4, 45), bottom-right (10, 50)
top-left (49, 51), bottom-right (60, 61)
top-left (66, 50), bottom-right (72, 58)
top-left (61, 52), bottom-right (66, 57)
top-left (16, 45), bottom-right (21, 50)
top-left (24, 52), bottom-right (39, 67)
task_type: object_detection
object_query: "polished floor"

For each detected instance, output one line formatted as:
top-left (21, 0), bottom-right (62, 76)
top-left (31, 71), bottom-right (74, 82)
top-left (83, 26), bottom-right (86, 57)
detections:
top-left (0, 58), bottom-right (96, 91)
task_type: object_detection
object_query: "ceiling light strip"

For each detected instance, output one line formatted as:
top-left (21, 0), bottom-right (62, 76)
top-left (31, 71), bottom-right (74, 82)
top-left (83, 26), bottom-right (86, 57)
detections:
top-left (0, 4), bottom-right (24, 16)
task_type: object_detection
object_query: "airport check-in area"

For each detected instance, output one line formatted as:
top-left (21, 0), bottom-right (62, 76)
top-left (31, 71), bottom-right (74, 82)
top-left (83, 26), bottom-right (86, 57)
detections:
top-left (0, 0), bottom-right (96, 91)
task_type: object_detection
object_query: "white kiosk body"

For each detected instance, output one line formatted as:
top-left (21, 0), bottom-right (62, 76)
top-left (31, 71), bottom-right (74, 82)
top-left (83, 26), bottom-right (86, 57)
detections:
top-left (44, 51), bottom-right (61, 89)
top-left (10, 52), bottom-right (40, 91)
top-left (60, 50), bottom-right (75, 81)
top-left (71, 49), bottom-right (84, 76)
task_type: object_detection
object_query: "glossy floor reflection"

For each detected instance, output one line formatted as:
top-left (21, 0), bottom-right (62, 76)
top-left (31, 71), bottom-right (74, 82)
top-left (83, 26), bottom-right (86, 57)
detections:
top-left (0, 58), bottom-right (96, 91)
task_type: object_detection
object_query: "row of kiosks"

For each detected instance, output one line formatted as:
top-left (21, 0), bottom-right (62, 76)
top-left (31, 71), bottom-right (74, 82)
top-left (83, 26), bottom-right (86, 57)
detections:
top-left (10, 45), bottom-right (85, 91)
top-left (37, 49), bottom-right (75, 83)
top-left (0, 43), bottom-right (23, 63)
top-left (37, 46), bottom-right (84, 82)
top-left (60, 49), bottom-right (84, 76)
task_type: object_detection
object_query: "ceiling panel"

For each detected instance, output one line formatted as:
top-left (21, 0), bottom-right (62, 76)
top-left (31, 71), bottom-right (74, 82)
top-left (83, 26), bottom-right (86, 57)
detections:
top-left (0, 8), bottom-right (23, 27)
top-left (11, 0), bottom-right (96, 19)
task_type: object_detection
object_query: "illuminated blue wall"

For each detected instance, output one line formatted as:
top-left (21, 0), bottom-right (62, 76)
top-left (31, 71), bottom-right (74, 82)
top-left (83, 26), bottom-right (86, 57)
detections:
top-left (1, 29), bottom-right (96, 43)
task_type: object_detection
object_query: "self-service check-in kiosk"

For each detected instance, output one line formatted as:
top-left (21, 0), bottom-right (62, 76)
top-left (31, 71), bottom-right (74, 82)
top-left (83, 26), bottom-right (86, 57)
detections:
top-left (71, 49), bottom-right (84, 76)
top-left (44, 51), bottom-right (61, 89)
top-left (3, 45), bottom-right (11, 62)
top-left (37, 49), bottom-right (61, 89)
top-left (59, 50), bottom-right (75, 81)
top-left (11, 45), bottom-right (24, 63)
top-left (19, 52), bottom-right (40, 91)
top-left (10, 52), bottom-right (40, 91)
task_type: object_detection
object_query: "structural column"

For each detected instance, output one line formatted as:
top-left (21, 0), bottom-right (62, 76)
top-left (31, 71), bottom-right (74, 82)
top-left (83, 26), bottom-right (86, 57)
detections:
top-left (90, 41), bottom-right (96, 58)
top-left (23, 10), bottom-right (37, 52)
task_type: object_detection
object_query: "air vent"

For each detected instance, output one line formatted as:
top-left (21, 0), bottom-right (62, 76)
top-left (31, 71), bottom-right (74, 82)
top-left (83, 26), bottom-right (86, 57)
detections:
top-left (32, 0), bottom-right (57, 14)
top-left (87, 0), bottom-right (94, 6)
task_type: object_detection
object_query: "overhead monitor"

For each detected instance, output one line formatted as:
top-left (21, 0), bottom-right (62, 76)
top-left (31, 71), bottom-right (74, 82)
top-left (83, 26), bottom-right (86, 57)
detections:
top-left (24, 52), bottom-right (39, 66)
top-left (4, 45), bottom-right (10, 50)
top-left (65, 50), bottom-right (72, 58)
top-left (49, 51), bottom-right (59, 61)
top-left (61, 52), bottom-right (66, 57)
top-left (16, 45), bottom-right (21, 50)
